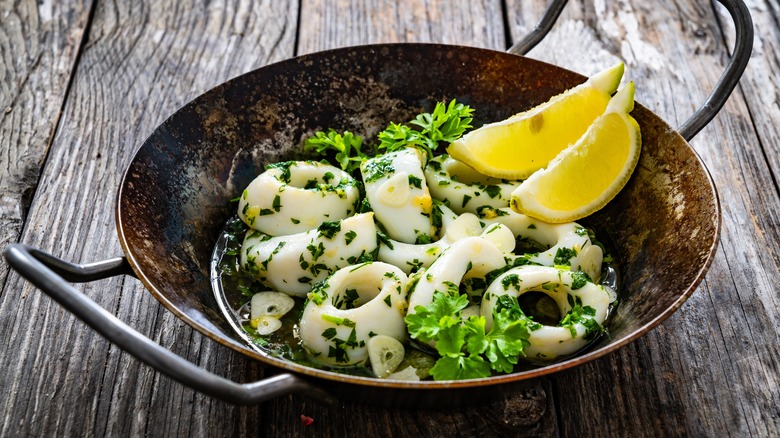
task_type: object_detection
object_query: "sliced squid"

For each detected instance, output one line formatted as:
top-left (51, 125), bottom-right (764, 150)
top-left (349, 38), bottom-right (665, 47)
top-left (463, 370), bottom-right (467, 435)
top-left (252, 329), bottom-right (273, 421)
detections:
top-left (481, 208), bottom-right (603, 281)
top-left (378, 203), bottom-right (515, 274)
top-left (481, 265), bottom-right (616, 361)
top-left (299, 262), bottom-right (408, 366)
top-left (241, 212), bottom-right (378, 297)
top-left (424, 155), bottom-right (522, 215)
top-left (407, 236), bottom-right (506, 316)
top-left (361, 148), bottom-right (436, 244)
top-left (238, 161), bottom-right (360, 236)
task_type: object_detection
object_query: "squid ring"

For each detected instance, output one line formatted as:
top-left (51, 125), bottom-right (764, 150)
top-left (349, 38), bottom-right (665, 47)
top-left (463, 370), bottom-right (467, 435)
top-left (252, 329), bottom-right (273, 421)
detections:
top-left (481, 265), bottom-right (616, 361)
top-left (361, 148), bottom-right (435, 244)
top-left (407, 236), bottom-right (506, 316)
top-left (298, 262), bottom-right (409, 366)
top-left (481, 208), bottom-right (603, 281)
top-left (424, 155), bottom-right (521, 215)
top-left (241, 212), bottom-right (378, 297)
top-left (238, 160), bottom-right (359, 236)
top-left (378, 203), bottom-right (516, 274)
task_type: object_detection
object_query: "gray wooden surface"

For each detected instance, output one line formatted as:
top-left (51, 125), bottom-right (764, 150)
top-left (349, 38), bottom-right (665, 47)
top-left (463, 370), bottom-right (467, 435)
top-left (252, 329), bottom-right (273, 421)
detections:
top-left (1, 0), bottom-right (778, 436)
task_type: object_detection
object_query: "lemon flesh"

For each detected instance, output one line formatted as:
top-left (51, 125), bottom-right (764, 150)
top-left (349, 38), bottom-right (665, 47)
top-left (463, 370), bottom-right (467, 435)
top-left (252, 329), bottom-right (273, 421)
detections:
top-left (447, 63), bottom-right (624, 180)
top-left (510, 82), bottom-right (641, 223)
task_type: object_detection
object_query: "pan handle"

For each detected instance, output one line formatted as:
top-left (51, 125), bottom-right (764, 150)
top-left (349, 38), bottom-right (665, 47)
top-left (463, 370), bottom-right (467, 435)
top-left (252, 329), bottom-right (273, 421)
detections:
top-left (507, 0), bottom-right (753, 141)
top-left (3, 244), bottom-right (336, 405)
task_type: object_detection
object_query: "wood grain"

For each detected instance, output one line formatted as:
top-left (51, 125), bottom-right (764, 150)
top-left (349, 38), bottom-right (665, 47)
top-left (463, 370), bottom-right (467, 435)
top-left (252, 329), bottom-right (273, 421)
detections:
top-left (0, 0), bottom-right (296, 435)
top-left (507, 0), bottom-right (780, 435)
top-left (0, 0), bottom-right (92, 284)
top-left (2, 0), bottom-right (779, 436)
top-left (297, 0), bottom-right (506, 55)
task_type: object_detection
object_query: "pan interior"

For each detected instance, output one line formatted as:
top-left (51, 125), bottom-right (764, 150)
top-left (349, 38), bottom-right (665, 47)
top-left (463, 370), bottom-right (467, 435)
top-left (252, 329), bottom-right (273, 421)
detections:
top-left (116, 43), bottom-right (719, 386)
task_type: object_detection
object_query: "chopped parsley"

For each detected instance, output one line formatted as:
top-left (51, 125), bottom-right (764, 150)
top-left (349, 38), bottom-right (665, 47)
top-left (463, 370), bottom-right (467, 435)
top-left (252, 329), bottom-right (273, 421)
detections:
top-left (560, 295), bottom-right (602, 340)
top-left (317, 221), bottom-right (341, 239)
top-left (362, 155), bottom-right (396, 183)
top-left (554, 247), bottom-right (578, 266)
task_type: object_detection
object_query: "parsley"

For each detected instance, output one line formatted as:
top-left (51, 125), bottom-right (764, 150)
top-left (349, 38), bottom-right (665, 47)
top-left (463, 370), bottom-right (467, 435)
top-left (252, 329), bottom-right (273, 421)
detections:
top-left (344, 230), bottom-right (357, 245)
top-left (560, 295), bottom-right (603, 340)
top-left (304, 129), bottom-right (366, 172)
top-left (554, 247), bottom-right (577, 266)
top-left (408, 175), bottom-right (423, 189)
top-left (362, 155), bottom-right (395, 183)
top-left (308, 281), bottom-right (329, 305)
top-left (321, 314), bottom-right (356, 327)
top-left (342, 289), bottom-right (360, 309)
top-left (415, 233), bottom-right (433, 244)
top-left (328, 343), bottom-right (349, 363)
top-left (484, 185), bottom-right (501, 199)
top-left (377, 100), bottom-right (474, 158)
top-left (405, 292), bottom-right (536, 380)
top-left (317, 221), bottom-right (341, 239)
top-left (266, 161), bottom-right (293, 183)
top-left (501, 274), bottom-right (521, 291)
top-left (570, 271), bottom-right (592, 290)
top-left (307, 242), bottom-right (325, 260)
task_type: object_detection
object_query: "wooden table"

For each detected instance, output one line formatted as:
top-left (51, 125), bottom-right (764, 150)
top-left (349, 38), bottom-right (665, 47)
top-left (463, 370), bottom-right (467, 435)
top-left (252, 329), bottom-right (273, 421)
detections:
top-left (1, 0), bottom-right (777, 436)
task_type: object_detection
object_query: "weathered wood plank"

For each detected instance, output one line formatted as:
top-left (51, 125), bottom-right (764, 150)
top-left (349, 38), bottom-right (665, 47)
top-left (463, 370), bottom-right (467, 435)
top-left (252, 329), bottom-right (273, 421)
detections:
top-left (0, 0), bottom-right (91, 284)
top-left (0, 0), bottom-right (297, 436)
top-left (297, 0), bottom-right (507, 55)
top-left (507, 0), bottom-right (780, 435)
top-left (4, 0), bottom-right (777, 436)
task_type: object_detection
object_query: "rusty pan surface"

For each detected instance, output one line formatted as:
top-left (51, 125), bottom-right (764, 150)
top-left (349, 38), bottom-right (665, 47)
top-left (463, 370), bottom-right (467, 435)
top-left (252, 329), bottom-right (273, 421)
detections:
top-left (116, 43), bottom-right (719, 394)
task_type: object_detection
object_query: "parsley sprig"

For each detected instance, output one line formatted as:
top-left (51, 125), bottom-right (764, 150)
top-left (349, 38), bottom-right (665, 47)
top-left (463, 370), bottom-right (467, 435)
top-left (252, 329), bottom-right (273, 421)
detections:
top-left (378, 99), bottom-right (474, 158)
top-left (405, 292), bottom-right (539, 380)
top-left (304, 129), bottom-right (366, 172)
top-left (303, 100), bottom-right (473, 171)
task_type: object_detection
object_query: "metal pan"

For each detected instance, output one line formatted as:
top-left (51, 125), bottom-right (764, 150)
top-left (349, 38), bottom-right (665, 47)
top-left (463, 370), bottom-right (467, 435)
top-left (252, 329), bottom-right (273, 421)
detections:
top-left (4, 0), bottom-right (753, 408)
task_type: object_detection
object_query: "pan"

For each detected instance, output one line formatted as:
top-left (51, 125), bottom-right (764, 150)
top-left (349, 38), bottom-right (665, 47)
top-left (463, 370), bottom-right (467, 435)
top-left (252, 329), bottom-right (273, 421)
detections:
top-left (4, 0), bottom-right (753, 408)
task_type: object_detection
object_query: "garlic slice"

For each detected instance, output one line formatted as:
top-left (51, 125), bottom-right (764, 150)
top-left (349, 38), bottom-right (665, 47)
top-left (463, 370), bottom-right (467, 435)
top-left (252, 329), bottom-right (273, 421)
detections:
top-left (251, 292), bottom-right (295, 319)
top-left (367, 335), bottom-right (406, 378)
top-left (251, 315), bottom-right (283, 335)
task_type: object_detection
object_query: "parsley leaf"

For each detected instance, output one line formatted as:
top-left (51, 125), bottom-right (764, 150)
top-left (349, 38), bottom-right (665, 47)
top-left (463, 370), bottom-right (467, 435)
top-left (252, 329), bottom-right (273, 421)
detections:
top-left (405, 292), bottom-right (469, 343)
top-left (304, 129), bottom-right (366, 172)
top-left (430, 355), bottom-right (490, 380)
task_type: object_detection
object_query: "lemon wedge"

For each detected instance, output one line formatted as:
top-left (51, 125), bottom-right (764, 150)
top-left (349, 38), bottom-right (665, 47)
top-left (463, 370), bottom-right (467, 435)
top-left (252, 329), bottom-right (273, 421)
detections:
top-left (447, 63), bottom-right (624, 180)
top-left (510, 82), bottom-right (641, 223)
